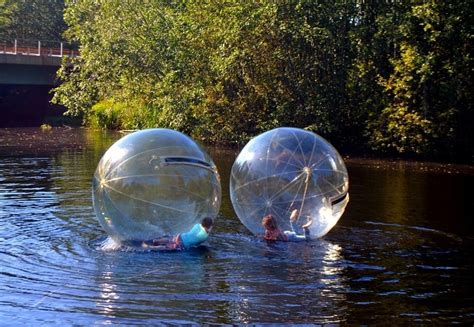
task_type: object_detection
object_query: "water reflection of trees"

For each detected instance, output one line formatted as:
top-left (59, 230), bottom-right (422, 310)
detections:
top-left (49, 130), bottom-right (120, 233)
top-left (345, 164), bottom-right (472, 233)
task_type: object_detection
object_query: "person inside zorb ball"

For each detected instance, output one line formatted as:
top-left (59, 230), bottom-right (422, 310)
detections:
top-left (230, 127), bottom-right (349, 240)
top-left (92, 128), bottom-right (221, 247)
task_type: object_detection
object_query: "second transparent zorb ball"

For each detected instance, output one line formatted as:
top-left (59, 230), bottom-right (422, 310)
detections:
top-left (92, 128), bottom-right (221, 244)
top-left (230, 127), bottom-right (349, 239)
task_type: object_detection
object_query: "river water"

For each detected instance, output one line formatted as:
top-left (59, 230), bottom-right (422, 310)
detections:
top-left (0, 128), bottom-right (473, 324)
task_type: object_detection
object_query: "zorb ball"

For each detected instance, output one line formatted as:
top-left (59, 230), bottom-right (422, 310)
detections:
top-left (230, 127), bottom-right (349, 239)
top-left (92, 128), bottom-right (221, 244)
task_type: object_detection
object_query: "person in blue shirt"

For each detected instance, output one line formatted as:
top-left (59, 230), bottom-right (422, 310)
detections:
top-left (144, 217), bottom-right (213, 250)
top-left (285, 208), bottom-right (312, 241)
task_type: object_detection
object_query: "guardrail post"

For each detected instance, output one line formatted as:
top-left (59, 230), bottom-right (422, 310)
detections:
top-left (60, 42), bottom-right (63, 56)
top-left (14, 39), bottom-right (17, 54)
top-left (38, 40), bottom-right (41, 56)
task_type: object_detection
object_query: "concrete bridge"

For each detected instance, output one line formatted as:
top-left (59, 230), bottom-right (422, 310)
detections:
top-left (0, 40), bottom-right (78, 127)
top-left (0, 40), bottom-right (77, 85)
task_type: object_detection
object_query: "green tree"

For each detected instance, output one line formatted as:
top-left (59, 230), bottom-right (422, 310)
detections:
top-left (53, 0), bottom-right (473, 161)
top-left (0, 0), bottom-right (66, 40)
top-left (368, 2), bottom-right (473, 158)
top-left (190, 2), bottom-right (359, 145)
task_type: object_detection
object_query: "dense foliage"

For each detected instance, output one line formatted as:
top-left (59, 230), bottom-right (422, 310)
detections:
top-left (52, 1), bottom-right (473, 161)
top-left (0, 0), bottom-right (66, 40)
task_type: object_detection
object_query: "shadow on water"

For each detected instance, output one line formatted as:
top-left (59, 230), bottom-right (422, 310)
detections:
top-left (0, 128), bottom-right (473, 324)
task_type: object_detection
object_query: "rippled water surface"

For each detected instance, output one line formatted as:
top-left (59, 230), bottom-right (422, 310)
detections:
top-left (1, 128), bottom-right (473, 324)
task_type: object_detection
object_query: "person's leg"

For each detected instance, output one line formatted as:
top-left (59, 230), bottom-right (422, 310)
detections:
top-left (302, 217), bottom-right (313, 238)
top-left (304, 227), bottom-right (310, 239)
top-left (123, 239), bottom-right (148, 247)
top-left (152, 237), bottom-right (171, 246)
top-left (302, 219), bottom-right (312, 239)
top-left (284, 231), bottom-right (306, 242)
top-left (166, 234), bottom-right (183, 250)
top-left (290, 220), bottom-right (298, 233)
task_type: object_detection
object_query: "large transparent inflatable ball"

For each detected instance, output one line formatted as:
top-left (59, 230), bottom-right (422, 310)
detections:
top-left (230, 127), bottom-right (349, 239)
top-left (92, 128), bottom-right (221, 244)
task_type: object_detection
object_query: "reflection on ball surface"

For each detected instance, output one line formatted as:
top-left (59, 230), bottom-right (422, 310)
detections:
top-left (92, 128), bottom-right (221, 243)
top-left (230, 127), bottom-right (349, 239)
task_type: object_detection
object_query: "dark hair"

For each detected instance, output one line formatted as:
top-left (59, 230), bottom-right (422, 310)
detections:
top-left (262, 214), bottom-right (278, 231)
top-left (201, 217), bottom-right (213, 229)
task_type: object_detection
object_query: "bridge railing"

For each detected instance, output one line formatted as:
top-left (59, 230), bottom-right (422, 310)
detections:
top-left (0, 39), bottom-right (78, 57)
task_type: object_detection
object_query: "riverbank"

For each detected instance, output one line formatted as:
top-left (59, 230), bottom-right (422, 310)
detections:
top-left (1, 127), bottom-right (473, 175)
